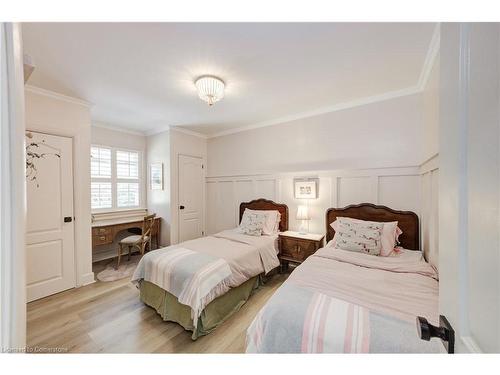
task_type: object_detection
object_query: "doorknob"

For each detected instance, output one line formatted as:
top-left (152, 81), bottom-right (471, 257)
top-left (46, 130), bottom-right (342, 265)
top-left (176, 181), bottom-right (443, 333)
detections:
top-left (179, 205), bottom-right (185, 210)
top-left (64, 216), bottom-right (73, 223)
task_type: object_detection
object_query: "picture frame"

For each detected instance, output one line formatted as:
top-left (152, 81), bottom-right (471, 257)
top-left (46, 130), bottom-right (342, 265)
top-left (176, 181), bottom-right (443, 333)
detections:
top-left (294, 178), bottom-right (318, 199)
top-left (149, 162), bottom-right (163, 190)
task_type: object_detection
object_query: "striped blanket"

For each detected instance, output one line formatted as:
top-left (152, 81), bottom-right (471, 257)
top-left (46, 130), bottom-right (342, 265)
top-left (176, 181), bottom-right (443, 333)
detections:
top-left (246, 284), bottom-right (442, 353)
top-left (131, 247), bottom-right (232, 327)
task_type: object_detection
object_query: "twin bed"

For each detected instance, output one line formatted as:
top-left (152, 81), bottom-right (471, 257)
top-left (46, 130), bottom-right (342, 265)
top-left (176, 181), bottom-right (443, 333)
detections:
top-left (246, 203), bottom-right (441, 353)
top-left (132, 199), bottom-right (288, 339)
top-left (132, 200), bottom-right (441, 353)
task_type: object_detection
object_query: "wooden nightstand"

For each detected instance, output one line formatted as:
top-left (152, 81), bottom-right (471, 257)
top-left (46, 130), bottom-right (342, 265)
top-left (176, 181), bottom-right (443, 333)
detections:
top-left (279, 231), bottom-right (325, 272)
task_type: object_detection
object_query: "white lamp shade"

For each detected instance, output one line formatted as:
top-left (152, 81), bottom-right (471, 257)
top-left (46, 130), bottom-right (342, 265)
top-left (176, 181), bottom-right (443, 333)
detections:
top-left (296, 205), bottom-right (310, 220)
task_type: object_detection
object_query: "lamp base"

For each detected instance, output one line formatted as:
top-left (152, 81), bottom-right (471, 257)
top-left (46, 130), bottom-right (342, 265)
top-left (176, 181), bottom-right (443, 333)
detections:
top-left (298, 221), bottom-right (309, 235)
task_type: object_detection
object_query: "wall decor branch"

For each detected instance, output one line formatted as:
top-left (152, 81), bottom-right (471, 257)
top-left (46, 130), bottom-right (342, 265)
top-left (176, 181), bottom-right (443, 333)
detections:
top-left (25, 132), bottom-right (60, 187)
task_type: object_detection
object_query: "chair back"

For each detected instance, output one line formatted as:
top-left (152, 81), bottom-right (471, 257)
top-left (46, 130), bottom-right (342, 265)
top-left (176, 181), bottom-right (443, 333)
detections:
top-left (141, 214), bottom-right (156, 240)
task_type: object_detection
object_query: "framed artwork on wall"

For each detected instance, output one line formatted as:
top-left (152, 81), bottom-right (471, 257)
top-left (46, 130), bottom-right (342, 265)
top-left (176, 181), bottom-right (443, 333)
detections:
top-left (293, 178), bottom-right (319, 199)
top-left (149, 162), bottom-right (163, 190)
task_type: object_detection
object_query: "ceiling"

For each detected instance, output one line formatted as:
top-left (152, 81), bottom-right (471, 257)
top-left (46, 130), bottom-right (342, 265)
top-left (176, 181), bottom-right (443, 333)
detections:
top-left (22, 22), bottom-right (436, 137)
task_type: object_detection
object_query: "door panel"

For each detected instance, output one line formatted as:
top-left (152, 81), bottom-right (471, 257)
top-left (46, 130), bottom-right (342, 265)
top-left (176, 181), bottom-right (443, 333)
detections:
top-left (26, 131), bottom-right (75, 302)
top-left (178, 155), bottom-right (204, 242)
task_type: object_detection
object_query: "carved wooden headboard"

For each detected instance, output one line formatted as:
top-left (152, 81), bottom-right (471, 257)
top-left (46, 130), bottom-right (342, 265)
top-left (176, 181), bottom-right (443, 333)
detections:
top-left (325, 203), bottom-right (420, 250)
top-left (239, 198), bottom-right (289, 232)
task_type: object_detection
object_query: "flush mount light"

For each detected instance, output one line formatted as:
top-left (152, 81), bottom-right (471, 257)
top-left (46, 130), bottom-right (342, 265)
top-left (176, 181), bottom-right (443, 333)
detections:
top-left (195, 75), bottom-right (225, 106)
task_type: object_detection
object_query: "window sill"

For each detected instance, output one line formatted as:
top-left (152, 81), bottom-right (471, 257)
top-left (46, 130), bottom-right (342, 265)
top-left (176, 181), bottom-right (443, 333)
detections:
top-left (91, 208), bottom-right (148, 223)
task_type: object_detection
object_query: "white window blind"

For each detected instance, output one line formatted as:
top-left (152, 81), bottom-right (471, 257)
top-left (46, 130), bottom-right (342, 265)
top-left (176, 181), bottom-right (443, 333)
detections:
top-left (116, 150), bottom-right (139, 179)
top-left (117, 182), bottom-right (139, 208)
top-left (91, 146), bottom-right (142, 211)
top-left (91, 146), bottom-right (111, 178)
top-left (91, 182), bottom-right (112, 209)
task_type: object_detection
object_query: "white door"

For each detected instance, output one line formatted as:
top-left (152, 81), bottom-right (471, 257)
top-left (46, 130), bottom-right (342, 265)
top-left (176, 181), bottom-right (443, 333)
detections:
top-left (26, 131), bottom-right (75, 302)
top-left (178, 155), bottom-right (204, 242)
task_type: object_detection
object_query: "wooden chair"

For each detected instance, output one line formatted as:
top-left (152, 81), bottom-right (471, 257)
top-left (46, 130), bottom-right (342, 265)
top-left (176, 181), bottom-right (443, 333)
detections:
top-left (116, 213), bottom-right (156, 269)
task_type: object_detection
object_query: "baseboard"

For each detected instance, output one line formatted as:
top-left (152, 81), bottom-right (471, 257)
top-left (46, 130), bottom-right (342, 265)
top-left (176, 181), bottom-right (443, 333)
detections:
top-left (79, 272), bottom-right (96, 286)
top-left (461, 335), bottom-right (483, 353)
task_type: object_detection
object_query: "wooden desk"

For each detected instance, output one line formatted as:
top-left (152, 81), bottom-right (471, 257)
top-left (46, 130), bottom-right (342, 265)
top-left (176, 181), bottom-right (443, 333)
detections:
top-left (91, 217), bottom-right (161, 263)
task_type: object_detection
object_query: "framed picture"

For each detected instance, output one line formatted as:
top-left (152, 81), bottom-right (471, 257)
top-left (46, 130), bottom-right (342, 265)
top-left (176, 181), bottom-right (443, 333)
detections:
top-left (149, 162), bottom-right (163, 190)
top-left (294, 178), bottom-right (318, 199)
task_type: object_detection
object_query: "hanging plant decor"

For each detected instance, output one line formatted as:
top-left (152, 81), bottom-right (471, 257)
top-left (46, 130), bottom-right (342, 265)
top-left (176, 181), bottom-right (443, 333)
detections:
top-left (26, 132), bottom-right (61, 188)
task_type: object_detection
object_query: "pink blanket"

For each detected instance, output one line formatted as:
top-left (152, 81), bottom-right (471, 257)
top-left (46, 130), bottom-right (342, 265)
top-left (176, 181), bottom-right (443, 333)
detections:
top-left (288, 246), bottom-right (439, 325)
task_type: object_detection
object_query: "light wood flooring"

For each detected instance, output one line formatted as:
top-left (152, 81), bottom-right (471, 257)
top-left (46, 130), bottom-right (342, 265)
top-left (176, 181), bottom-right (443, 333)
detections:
top-left (27, 264), bottom-right (287, 353)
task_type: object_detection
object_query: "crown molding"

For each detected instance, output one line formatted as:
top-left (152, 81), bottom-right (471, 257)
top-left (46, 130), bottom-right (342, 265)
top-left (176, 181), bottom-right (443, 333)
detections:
top-left (92, 122), bottom-right (146, 136)
top-left (417, 23), bottom-right (440, 91)
top-left (170, 126), bottom-right (208, 139)
top-left (144, 124), bottom-right (170, 136)
top-left (208, 85), bottom-right (421, 139)
top-left (25, 84), bottom-right (92, 107)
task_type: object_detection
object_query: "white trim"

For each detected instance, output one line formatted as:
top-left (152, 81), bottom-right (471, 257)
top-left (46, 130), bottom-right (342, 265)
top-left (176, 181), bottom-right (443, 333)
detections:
top-left (0, 22), bottom-right (27, 350)
top-left (92, 122), bottom-right (145, 136)
top-left (209, 86), bottom-right (421, 138)
top-left (417, 24), bottom-right (441, 91)
top-left (79, 272), bottom-right (96, 287)
top-left (145, 125), bottom-right (209, 139)
top-left (170, 126), bottom-right (208, 139)
top-left (145, 124), bottom-right (170, 136)
top-left (25, 84), bottom-right (92, 107)
top-left (461, 335), bottom-right (483, 353)
top-left (420, 153), bottom-right (439, 174)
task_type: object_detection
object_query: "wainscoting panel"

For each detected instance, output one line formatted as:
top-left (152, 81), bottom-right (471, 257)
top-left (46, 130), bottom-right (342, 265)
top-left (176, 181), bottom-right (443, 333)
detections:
top-left (206, 166), bottom-right (437, 241)
top-left (338, 176), bottom-right (373, 207)
top-left (420, 154), bottom-right (439, 269)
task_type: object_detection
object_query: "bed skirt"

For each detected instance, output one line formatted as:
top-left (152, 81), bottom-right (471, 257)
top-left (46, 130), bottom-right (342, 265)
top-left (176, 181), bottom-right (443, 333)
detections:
top-left (139, 275), bottom-right (261, 340)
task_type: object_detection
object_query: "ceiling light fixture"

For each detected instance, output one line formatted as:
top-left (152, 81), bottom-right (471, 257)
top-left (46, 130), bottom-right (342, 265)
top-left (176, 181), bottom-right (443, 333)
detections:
top-left (195, 75), bottom-right (225, 106)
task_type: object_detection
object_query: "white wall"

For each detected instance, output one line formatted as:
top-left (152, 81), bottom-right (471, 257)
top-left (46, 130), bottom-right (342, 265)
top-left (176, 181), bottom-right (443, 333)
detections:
top-left (206, 167), bottom-right (422, 238)
top-left (439, 23), bottom-right (500, 353)
top-left (207, 88), bottom-right (439, 264)
top-left (422, 53), bottom-right (440, 162)
top-left (169, 129), bottom-right (207, 244)
top-left (24, 86), bottom-right (94, 287)
top-left (207, 93), bottom-right (423, 177)
top-left (146, 130), bottom-right (171, 246)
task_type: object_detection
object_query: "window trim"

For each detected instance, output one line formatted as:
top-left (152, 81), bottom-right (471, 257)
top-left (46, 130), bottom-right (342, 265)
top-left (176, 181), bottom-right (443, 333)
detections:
top-left (91, 144), bottom-right (145, 213)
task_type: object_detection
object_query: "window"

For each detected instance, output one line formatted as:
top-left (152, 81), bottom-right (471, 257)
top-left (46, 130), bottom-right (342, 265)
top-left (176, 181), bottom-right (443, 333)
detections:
top-left (91, 146), bottom-right (142, 211)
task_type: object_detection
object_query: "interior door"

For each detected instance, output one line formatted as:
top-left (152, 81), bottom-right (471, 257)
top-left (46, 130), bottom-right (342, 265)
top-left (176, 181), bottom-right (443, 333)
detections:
top-left (178, 154), bottom-right (204, 242)
top-left (26, 131), bottom-right (75, 302)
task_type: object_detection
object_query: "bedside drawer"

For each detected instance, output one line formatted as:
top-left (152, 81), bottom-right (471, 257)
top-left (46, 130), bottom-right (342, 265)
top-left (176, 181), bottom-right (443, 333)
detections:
top-left (280, 237), bottom-right (318, 262)
top-left (92, 233), bottom-right (113, 246)
top-left (92, 227), bottom-right (112, 236)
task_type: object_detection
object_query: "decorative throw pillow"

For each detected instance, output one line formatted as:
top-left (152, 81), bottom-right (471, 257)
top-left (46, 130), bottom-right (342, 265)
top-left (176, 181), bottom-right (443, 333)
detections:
top-left (244, 209), bottom-right (280, 235)
top-left (332, 217), bottom-right (383, 255)
top-left (331, 217), bottom-right (402, 256)
top-left (239, 212), bottom-right (267, 236)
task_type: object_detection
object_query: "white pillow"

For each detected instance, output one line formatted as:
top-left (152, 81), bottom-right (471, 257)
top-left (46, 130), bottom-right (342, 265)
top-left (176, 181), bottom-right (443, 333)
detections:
top-left (244, 209), bottom-right (280, 235)
top-left (331, 217), bottom-right (402, 256)
top-left (239, 211), bottom-right (266, 236)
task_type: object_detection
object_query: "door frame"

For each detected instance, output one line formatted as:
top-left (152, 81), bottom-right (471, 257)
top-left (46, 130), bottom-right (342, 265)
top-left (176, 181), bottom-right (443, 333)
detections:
top-left (25, 130), bottom-right (77, 299)
top-left (0, 22), bottom-right (27, 350)
top-left (177, 153), bottom-right (206, 243)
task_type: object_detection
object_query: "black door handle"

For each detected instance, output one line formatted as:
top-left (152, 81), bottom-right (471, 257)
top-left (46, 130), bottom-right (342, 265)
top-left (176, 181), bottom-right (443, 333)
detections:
top-left (64, 216), bottom-right (73, 223)
top-left (179, 205), bottom-right (185, 210)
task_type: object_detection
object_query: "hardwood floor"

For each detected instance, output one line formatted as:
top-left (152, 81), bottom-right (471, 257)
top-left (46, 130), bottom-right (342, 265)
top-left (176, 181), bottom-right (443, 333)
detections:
top-left (26, 268), bottom-right (287, 353)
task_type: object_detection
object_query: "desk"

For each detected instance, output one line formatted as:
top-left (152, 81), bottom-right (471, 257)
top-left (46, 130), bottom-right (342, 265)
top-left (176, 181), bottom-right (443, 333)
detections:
top-left (91, 217), bottom-right (161, 263)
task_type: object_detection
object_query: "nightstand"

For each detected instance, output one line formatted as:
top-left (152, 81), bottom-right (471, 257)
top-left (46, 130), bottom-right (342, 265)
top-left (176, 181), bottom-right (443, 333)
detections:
top-left (278, 231), bottom-right (325, 272)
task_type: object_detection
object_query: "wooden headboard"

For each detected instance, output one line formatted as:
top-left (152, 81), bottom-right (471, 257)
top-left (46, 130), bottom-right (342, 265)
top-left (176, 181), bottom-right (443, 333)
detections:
top-left (239, 198), bottom-right (289, 232)
top-left (325, 203), bottom-right (420, 250)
